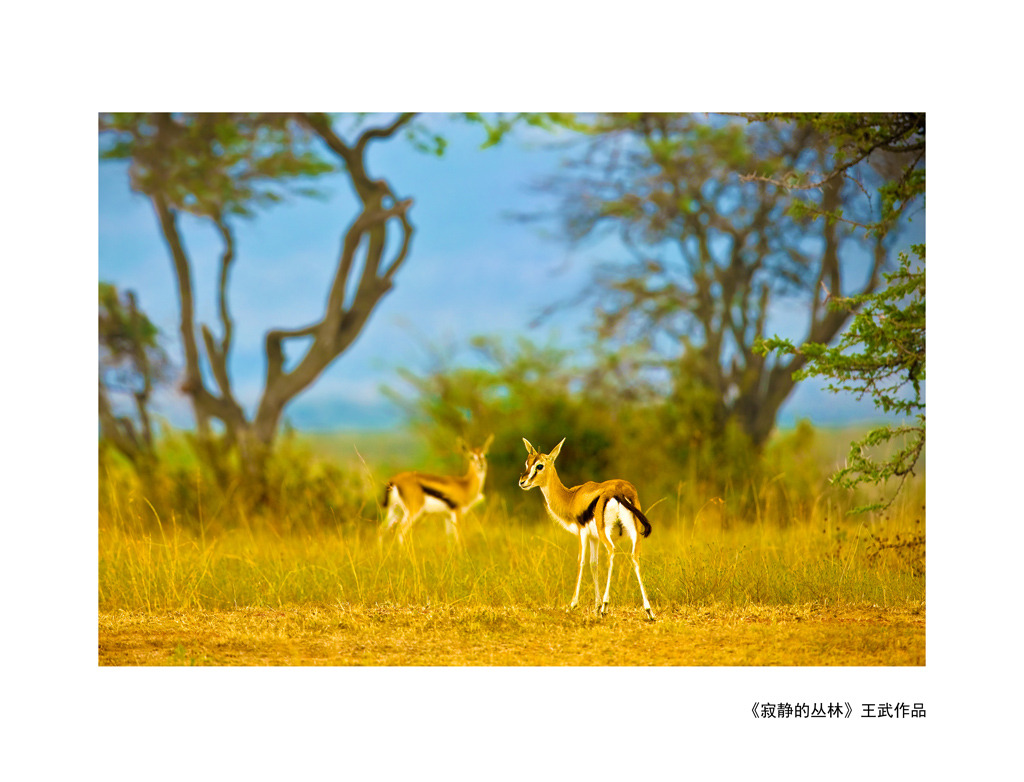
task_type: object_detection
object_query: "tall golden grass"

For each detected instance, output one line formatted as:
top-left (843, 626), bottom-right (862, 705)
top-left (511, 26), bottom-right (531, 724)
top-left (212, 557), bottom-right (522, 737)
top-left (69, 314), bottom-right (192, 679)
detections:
top-left (99, 434), bottom-right (925, 615)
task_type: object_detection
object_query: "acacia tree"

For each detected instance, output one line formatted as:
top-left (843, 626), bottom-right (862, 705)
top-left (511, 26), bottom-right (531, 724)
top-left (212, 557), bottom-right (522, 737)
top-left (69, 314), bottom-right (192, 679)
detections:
top-left (99, 113), bottom-right (423, 476)
top-left (745, 113), bottom-right (926, 507)
top-left (536, 113), bottom-right (907, 450)
top-left (735, 112), bottom-right (925, 237)
top-left (98, 282), bottom-right (169, 473)
top-left (759, 246), bottom-right (924, 509)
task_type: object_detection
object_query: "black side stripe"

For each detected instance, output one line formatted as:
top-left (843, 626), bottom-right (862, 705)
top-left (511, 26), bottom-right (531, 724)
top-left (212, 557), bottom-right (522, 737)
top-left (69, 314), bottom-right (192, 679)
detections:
top-left (577, 495), bottom-right (601, 527)
top-left (422, 484), bottom-right (458, 509)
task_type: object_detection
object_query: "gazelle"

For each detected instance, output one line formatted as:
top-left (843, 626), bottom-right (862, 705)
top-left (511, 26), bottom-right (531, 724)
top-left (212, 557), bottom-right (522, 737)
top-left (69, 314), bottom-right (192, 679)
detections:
top-left (519, 437), bottom-right (655, 620)
top-left (382, 434), bottom-right (494, 545)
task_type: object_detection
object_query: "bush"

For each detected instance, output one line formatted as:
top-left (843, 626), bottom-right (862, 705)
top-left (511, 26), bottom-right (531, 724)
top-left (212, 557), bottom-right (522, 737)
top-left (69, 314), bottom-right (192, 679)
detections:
top-left (385, 336), bottom-right (838, 525)
top-left (99, 431), bottom-right (372, 536)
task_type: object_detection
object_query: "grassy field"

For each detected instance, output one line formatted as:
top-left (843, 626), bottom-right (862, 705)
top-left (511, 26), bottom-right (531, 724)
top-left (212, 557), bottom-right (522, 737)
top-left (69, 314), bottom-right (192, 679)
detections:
top-left (98, 448), bottom-right (926, 666)
top-left (99, 603), bottom-right (923, 666)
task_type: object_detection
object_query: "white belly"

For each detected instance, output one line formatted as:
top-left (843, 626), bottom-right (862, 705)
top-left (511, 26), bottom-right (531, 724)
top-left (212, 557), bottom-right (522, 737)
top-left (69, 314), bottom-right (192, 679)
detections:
top-left (421, 495), bottom-right (455, 515)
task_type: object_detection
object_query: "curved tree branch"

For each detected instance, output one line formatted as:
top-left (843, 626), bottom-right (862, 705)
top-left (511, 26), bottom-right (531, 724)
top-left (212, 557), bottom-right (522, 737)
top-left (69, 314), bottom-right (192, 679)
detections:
top-left (151, 194), bottom-right (242, 432)
top-left (251, 118), bottom-right (417, 445)
top-left (200, 215), bottom-right (242, 415)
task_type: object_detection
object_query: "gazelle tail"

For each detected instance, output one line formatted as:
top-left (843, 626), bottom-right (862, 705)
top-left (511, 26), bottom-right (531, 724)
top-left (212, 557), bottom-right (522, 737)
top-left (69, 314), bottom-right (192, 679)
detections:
top-left (617, 496), bottom-right (652, 538)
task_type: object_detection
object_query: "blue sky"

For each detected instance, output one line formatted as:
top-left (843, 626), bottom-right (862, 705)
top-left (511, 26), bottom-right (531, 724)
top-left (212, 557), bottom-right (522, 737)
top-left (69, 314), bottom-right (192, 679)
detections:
top-left (99, 114), bottom-right (903, 432)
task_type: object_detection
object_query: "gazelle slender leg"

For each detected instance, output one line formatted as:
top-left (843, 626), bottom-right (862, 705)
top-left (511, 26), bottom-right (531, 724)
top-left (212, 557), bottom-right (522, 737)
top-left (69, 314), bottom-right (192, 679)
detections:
top-left (630, 550), bottom-right (655, 620)
top-left (383, 500), bottom-right (406, 544)
top-left (384, 496), bottom-right (402, 533)
top-left (601, 544), bottom-right (616, 616)
top-left (444, 511), bottom-right (463, 547)
top-left (397, 510), bottom-right (419, 545)
top-left (589, 537), bottom-right (601, 608)
top-left (569, 532), bottom-right (586, 610)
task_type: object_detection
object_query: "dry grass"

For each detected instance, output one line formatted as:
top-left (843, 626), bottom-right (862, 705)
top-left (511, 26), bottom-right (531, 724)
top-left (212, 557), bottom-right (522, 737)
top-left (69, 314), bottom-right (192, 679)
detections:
top-left (99, 602), bottom-right (924, 666)
top-left (98, 440), bottom-right (925, 667)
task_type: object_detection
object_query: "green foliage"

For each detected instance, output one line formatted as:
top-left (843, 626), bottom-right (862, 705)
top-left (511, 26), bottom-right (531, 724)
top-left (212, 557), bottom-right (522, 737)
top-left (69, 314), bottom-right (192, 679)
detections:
top-left (99, 113), bottom-right (335, 219)
top-left (386, 335), bottom-right (840, 522)
top-left (461, 112), bottom-right (581, 148)
top-left (529, 112), bottom-right (912, 450)
top-left (98, 282), bottom-right (166, 371)
top-left (405, 127), bottom-right (448, 157)
top-left (385, 337), bottom-right (617, 507)
top-left (100, 431), bottom-right (370, 537)
top-left (738, 112), bottom-right (925, 236)
top-left (98, 282), bottom-right (169, 465)
top-left (744, 113), bottom-right (926, 510)
top-left (756, 246), bottom-right (925, 510)
top-left (98, 112), bottom-right (560, 473)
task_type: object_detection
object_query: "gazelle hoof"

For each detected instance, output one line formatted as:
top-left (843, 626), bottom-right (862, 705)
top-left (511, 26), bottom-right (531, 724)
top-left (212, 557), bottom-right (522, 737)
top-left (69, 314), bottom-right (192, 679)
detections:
top-left (645, 608), bottom-right (656, 621)
top-left (600, 602), bottom-right (608, 617)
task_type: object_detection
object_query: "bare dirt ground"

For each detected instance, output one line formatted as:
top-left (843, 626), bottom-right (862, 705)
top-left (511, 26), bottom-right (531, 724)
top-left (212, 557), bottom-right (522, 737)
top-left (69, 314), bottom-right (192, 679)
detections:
top-left (99, 602), bottom-right (925, 666)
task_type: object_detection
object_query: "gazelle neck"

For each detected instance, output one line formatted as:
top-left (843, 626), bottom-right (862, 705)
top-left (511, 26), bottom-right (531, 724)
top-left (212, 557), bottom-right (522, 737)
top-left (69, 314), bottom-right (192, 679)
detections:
top-left (464, 459), bottom-right (486, 494)
top-left (536, 463), bottom-right (579, 533)
top-left (472, 465), bottom-right (486, 492)
top-left (538, 462), bottom-right (571, 513)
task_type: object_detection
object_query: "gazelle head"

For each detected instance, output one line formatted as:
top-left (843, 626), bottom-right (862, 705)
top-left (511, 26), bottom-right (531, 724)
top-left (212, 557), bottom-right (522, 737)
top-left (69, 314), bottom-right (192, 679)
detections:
top-left (518, 437), bottom-right (565, 490)
top-left (460, 433), bottom-right (494, 477)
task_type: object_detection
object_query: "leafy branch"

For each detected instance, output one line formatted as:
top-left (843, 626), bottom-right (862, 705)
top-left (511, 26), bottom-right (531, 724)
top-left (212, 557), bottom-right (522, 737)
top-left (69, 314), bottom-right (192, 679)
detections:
top-left (733, 112), bottom-right (925, 237)
top-left (756, 245), bottom-right (925, 511)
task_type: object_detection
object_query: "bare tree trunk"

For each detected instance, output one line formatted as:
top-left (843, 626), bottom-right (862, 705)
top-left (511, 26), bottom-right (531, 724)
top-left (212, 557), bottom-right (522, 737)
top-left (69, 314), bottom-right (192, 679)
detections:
top-left (744, 176), bottom-right (887, 449)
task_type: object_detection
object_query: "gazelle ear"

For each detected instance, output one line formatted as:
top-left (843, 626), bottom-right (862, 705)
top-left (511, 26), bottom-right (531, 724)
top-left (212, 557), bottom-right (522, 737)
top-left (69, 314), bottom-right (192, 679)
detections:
top-left (482, 433), bottom-right (495, 454)
top-left (549, 437), bottom-right (566, 462)
top-left (522, 437), bottom-right (536, 455)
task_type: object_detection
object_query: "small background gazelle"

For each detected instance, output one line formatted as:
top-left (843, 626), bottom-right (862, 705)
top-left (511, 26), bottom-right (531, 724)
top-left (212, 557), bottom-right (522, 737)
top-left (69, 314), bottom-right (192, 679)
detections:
top-left (519, 437), bottom-right (655, 620)
top-left (381, 434), bottom-right (493, 545)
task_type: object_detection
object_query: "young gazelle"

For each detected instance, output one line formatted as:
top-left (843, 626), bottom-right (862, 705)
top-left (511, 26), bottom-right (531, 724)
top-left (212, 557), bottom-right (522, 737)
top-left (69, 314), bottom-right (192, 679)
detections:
top-left (382, 434), bottom-right (493, 545)
top-left (519, 437), bottom-right (655, 620)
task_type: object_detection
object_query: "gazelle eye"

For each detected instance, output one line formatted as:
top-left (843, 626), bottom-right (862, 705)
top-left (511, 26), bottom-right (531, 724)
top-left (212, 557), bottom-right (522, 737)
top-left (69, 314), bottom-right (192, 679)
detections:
top-left (535, 464), bottom-right (544, 471)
